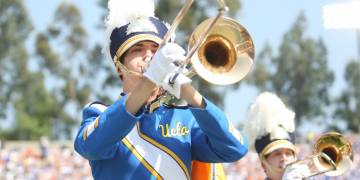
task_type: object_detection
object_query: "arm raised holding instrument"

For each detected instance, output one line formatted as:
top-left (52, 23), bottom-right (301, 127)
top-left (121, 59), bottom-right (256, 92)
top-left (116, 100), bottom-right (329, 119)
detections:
top-left (73, 0), bottom-right (248, 179)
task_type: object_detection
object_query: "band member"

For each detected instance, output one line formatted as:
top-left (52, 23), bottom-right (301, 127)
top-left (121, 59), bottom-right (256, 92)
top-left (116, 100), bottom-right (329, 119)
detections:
top-left (74, 0), bottom-right (248, 179)
top-left (244, 92), bottom-right (306, 180)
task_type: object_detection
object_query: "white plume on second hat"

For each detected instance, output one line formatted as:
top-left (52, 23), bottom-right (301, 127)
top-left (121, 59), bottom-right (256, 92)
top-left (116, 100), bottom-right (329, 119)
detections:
top-left (243, 92), bottom-right (296, 157)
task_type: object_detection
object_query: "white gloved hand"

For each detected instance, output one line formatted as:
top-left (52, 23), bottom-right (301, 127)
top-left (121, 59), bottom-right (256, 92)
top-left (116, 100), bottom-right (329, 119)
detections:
top-left (282, 164), bottom-right (310, 180)
top-left (161, 72), bottom-right (192, 99)
top-left (143, 43), bottom-right (186, 86)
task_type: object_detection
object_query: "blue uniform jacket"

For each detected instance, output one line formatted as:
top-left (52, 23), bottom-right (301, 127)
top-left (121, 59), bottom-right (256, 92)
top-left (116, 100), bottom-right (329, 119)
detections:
top-left (74, 95), bottom-right (248, 180)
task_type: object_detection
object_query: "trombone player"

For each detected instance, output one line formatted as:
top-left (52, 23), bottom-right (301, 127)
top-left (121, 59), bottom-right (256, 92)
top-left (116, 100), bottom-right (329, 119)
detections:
top-left (74, 0), bottom-right (249, 179)
top-left (244, 92), bottom-right (302, 180)
top-left (244, 92), bottom-right (353, 180)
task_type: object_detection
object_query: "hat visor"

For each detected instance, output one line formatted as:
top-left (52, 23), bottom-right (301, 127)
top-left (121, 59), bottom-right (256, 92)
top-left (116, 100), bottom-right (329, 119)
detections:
top-left (115, 34), bottom-right (163, 60)
top-left (262, 139), bottom-right (296, 156)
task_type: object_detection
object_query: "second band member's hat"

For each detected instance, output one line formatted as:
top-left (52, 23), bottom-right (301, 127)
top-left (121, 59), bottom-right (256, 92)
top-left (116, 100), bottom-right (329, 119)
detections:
top-left (244, 92), bottom-right (296, 159)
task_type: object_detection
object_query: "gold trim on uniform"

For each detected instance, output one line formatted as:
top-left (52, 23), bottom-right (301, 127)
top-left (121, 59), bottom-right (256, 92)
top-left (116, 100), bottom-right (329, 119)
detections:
top-left (94, 117), bottom-right (99, 128)
top-left (214, 163), bottom-right (227, 180)
top-left (122, 138), bottom-right (164, 180)
top-left (149, 100), bottom-right (161, 113)
top-left (136, 123), bottom-right (190, 180)
top-left (83, 128), bottom-right (88, 141)
top-left (83, 117), bottom-right (100, 141)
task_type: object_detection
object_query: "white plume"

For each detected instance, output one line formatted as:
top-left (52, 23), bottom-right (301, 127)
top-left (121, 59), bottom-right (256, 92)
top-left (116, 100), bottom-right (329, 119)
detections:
top-left (126, 18), bottom-right (158, 35)
top-left (102, 0), bottom-right (155, 59)
top-left (243, 92), bottom-right (295, 148)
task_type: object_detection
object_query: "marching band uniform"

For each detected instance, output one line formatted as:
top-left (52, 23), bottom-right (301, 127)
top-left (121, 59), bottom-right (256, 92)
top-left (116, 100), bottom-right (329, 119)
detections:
top-left (74, 0), bottom-right (248, 179)
top-left (75, 95), bottom-right (247, 179)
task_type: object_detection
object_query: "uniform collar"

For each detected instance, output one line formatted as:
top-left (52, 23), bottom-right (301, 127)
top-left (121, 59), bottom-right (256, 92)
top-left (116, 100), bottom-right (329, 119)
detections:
top-left (145, 95), bottom-right (163, 113)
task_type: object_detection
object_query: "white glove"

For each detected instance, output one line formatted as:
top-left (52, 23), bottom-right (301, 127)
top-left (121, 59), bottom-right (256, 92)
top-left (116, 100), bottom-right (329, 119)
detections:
top-left (282, 164), bottom-right (310, 180)
top-left (143, 43), bottom-right (186, 85)
top-left (162, 72), bottom-right (192, 99)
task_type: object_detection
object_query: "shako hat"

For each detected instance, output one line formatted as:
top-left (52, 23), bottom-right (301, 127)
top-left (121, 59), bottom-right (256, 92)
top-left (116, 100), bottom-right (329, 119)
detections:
top-left (103, 0), bottom-right (172, 64)
top-left (244, 92), bottom-right (296, 159)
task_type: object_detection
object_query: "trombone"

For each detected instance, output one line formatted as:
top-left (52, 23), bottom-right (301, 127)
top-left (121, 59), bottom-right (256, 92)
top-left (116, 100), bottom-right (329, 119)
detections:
top-left (285, 132), bottom-right (353, 178)
top-left (160, 0), bottom-right (255, 85)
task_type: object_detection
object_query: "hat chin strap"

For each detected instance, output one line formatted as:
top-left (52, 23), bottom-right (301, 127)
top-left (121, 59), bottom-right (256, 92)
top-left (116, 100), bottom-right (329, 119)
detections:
top-left (116, 59), bottom-right (144, 77)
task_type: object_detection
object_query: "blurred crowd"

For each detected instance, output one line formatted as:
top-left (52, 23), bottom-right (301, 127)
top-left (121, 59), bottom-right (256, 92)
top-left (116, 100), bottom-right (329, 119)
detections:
top-left (0, 137), bottom-right (92, 180)
top-left (0, 133), bottom-right (359, 180)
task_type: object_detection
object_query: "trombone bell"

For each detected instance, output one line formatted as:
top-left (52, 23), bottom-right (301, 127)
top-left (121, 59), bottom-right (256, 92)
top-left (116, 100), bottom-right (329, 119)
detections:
top-left (285, 132), bottom-right (353, 178)
top-left (313, 132), bottom-right (354, 176)
top-left (189, 17), bottom-right (255, 85)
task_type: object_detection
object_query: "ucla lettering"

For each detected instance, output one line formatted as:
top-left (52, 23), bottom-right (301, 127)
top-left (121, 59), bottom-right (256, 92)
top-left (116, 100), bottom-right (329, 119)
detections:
top-left (159, 122), bottom-right (189, 138)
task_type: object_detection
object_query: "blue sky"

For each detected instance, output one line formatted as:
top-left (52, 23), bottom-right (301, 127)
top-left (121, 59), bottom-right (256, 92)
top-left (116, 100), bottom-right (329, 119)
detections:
top-left (24, 0), bottom-right (358, 133)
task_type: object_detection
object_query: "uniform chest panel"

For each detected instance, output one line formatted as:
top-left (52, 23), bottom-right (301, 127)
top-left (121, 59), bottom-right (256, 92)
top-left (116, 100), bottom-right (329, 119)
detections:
top-left (123, 113), bottom-right (193, 179)
top-left (139, 107), bottom-right (193, 151)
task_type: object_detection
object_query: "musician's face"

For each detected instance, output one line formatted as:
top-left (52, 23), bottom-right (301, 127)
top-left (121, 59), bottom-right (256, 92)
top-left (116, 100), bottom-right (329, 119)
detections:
top-left (262, 148), bottom-right (296, 180)
top-left (123, 41), bottom-right (158, 73)
top-left (120, 41), bottom-right (159, 92)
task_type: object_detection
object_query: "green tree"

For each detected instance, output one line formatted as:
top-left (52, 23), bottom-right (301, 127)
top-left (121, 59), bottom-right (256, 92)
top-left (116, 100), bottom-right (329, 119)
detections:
top-left (0, 0), bottom-right (32, 118)
top-left (334, 60), bottom-right (360, 132)
top-left (248, 12), bottom-right (334, 125)
top-left (0, 0), bottom-right (64, 140)
top-left (11, 72), bottom-right (60, 139)
top-left (84, 0), bottom-right (123, 103)
top-left (34, 2), bottom-right (91, 139)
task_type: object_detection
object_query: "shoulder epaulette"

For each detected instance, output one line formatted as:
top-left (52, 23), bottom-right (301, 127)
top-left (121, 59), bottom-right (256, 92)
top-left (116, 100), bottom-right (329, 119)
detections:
top-left (85, 101), bottom-right (108, 112)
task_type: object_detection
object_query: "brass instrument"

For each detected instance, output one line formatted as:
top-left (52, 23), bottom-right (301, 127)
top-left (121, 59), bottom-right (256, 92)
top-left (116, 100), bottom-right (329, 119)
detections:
top-left (161, 0), bottom-right (255, 85)
top-left (285, 132), bottom-right (353, 178)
